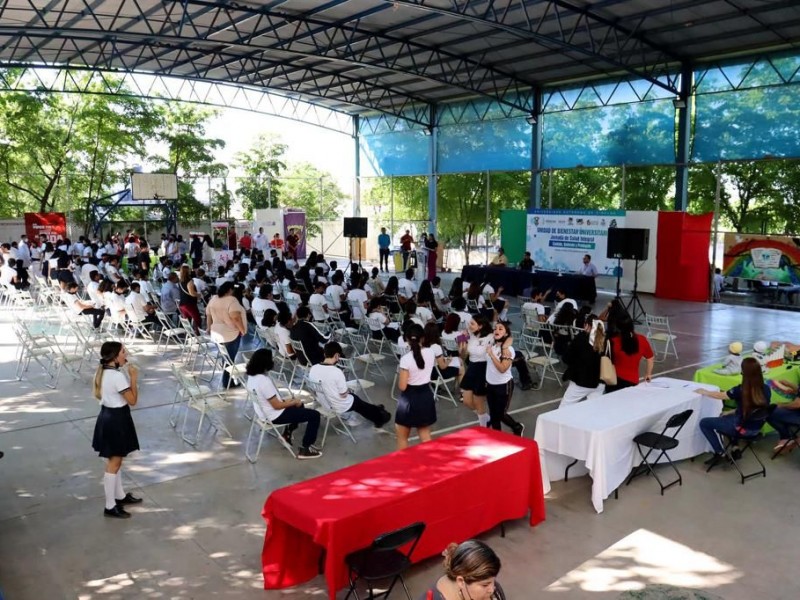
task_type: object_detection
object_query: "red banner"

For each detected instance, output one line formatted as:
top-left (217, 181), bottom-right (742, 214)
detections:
top-left (24, 212), bottom-right (67, 244)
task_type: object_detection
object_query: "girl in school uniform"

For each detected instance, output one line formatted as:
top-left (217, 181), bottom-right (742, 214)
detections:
top-left (485, 321), bottom-right (525, 436)
top-left (91, 342), bottom-right (142, 519)
top-left (395, 323), bottom-right (437, 450)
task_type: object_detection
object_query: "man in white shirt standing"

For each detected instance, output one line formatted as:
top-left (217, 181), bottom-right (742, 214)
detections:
top-left (308, 342), bottom-right (391, 428)
top-left (579, 254), bottom-right (598, 278)
top-left (253, 227), bottom-right (268, 253)
top-left (16, 234), bottom-right (31, 268)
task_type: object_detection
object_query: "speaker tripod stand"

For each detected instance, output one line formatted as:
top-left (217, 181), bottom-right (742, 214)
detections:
top-left (624, 259), bottom-right (646, 324)
top-left (344, 237), bottom-right (364, 280)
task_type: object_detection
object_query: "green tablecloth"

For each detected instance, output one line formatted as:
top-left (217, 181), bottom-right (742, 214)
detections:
top-left (694, 362), bottom-right (800, 433)
top-left (693, 362), bottom-right (800, 392)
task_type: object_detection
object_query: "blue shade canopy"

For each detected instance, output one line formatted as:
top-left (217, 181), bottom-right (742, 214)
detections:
top-left (693, 84), bottom-right (800, 162)
top-left (438, 118), bottom-right (532, 173)
top-left (542, 99), bottom-right (675, 169)
top-left (360, 131), bottom-right (430, 177)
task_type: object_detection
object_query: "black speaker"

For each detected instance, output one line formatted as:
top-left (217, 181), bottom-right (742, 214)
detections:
top-left (607, 228), bottom-right (649, 261)
top-left (343, 217), bottom-right (368, 238)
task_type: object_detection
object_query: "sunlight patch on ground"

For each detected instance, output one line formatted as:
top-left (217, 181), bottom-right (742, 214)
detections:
top-left (545, 529), bottom-right (740, 594)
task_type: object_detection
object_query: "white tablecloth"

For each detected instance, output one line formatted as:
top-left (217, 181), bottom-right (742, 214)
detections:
top-left (533, 377), bottom-right (722, 513)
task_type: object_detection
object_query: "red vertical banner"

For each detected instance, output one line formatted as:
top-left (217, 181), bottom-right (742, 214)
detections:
top-left (24, 212), bottom-right (67, 243)
top-left (283, 211), bottom-right (306, 259)
top-left (655, 211), bottom-right (714, 302)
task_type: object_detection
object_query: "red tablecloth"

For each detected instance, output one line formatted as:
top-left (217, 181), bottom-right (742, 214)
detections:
top-left (261, 427), bottom-right (546, 598)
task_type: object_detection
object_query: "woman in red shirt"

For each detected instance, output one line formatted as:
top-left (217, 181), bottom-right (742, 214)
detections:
top-left (607, 316), bottom-right (654, 393)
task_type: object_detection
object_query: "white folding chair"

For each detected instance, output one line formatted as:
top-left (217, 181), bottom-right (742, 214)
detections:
top-left (244, 374), bottom-right (297, 462)
top-left (171, 364), bottom-right (231, 446)
top-left (214, 340), bottom-right (247, 392)
top-left (526, 326), bottom-right (562, 388)
top-left (431, 365), bottom-right (459, 407)
top-left (348, 332), bottom-right (387, 380)
top-left (305, 377), bottom-right (357, 448)
top-left (337, 355), bottom-right (376, 404)
top-left (645, 314), bottom-right (679, 361)
top-left (155, 309), bottom-right (187, 354)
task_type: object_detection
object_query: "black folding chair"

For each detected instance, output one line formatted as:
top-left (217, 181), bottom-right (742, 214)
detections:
top-left (706, 406), bottom-right (772, 484)
top-left (344, 521), bottom-right (426, 600)
top-left (771, 420), bottom-right (800, 459)
top-left (625, 409), bottom-right (694, 495)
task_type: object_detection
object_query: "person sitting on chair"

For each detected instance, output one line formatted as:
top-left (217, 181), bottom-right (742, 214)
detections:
top-left (518, 251), bottom-right (535, 272)
top-left (308, 342), bottom-right (392, 428)
top-left (489, 247), bottom-right (508, 267)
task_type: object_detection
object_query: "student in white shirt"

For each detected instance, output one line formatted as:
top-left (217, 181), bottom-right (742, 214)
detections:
top-left (308, 281), bottom-right (329, 322)
top-left (394, 323), bottom-right (437, 450)
top-left (346, 277), bottom-right (369, 321)
top-left (485, 321), bottom-right (524, 436)
top-left (367, 297), bottom-right (401, 342)
top-left (251, 284), bottom-right (279, 324)
top-left (64, 282), bottom-right (105, 328)
top-left (521, 288), bottom-right (548, 323)
top-left (86, 271), bottom-right (104, 308)
top-left (397, 268), bottom-right (417, 301)
top-left (450, 297), bottom-right (474, 329)
top-left (125, 282), bottom-right (159, 327)
top-left (80, 261), bottom-right (99, 287)
top-left (459, 315), bottom-right (493, 427)
top-left (423, 323), bottom-right (464, 383)
top-left (91, 342), bottom-right (142, 518)
top-left (308, 342), bottom-right (392, 427)
top-left (245, 349), bottom-right (322, 459)
top-left (105, 257), bottom-right (123, 284)
top-left (550, 289), bottom-right (578, 323)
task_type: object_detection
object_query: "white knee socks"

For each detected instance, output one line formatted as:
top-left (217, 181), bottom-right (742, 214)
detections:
top-left (103, 473), bottom-right (117, 510)
top-left (477, 412), bottom-right (490, 427)
top-left (115, 469), bottom-right (125, 501)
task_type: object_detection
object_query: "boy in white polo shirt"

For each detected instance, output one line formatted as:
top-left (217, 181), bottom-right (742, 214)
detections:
top-left (308, 342), bottom-right (392, 428)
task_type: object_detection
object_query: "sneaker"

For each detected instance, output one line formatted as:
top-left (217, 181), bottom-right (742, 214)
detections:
top-left (104, 505), bottom-right (132, 519)
top-left (730, 448), bottom-right (743, 461)
top-left (116, 493), bottom-right (143, 506)
top-left (512, 423), bottom-right (525, 437)
top-left (297, 447), bottom-right (323, 460)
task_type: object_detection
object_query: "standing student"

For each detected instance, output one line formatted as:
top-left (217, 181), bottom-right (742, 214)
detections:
top-left (561, 315), bottom-right (606, 405)
top-left (378, 227), bottom-right (391, 272)
top-left (177, 265), bottom-right (202, 333)
top-left (205, 281), bottom-right (248, 388)
top-left (459, 316), bottom-right (493, 427)
top-left (606, 316), bottom-right (654, 392)
top-left (485, 321), bottom-right (525, 435)
top-left (425, 233), bottom-right (439, 280)
top-left (400, 229), bottom-right (414, 271)
top-left (91, 342), bottom-right (142, 519)
top-left (395, 323), bottom-right (437, 450)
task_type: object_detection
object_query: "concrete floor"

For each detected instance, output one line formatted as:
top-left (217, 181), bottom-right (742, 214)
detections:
top-left (1, 291), bottom-right (799, 600)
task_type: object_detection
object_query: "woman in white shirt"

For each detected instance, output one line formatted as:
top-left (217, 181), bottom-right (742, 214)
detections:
top-left (459, 315), bottom-right (493, 428)
top-left (245, 348), bottom-right (322, 459)
top-left (485, 321), bottom-right (524, 436)
top-left (395, 323), bottom-right (437, 450)
top-left (91, 342), bottom-right (142, 519)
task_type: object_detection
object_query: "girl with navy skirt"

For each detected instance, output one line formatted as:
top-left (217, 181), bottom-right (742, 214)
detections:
top-left (91, 342), bottom-right (142, 519)
top-left (395, 323), bottom-right (437, 450)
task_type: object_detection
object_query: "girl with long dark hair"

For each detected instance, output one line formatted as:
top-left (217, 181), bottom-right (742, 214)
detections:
top-left (697, 357), bottom-right (771, 466)
top-left (447, 277), bottom-right (464, 302)
top-left (395, 323), bottom-right (437, 450)
top-left (459, 315), bottom-right (493, 427)
top-left (91, 342), bottom-right (142, 519)
top-left (485, 321), bottom-right (524, 435)
top-left (606, 316), bottom-right (654, 392)
top-left (561, 314), bottom-right (606, 405)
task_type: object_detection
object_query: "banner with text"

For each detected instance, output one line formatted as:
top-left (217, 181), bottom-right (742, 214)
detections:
top-left (526, 209), bottom-right (626, 275)
top-left (723, 232), bottom-right (800, 284)
top-left (24, 212), bottom-right (67, 244)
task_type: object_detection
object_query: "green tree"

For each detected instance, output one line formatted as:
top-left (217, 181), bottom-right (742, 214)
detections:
top-left (282, 163), bottom-right (345, 236)
top-left (149, 103), bottom-right (226, 223)
top-left (234, 133), bottom-right (287, 218)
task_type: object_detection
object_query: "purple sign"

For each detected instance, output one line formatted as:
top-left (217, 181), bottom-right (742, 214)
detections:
top-left (283, 211), bottom-right (306, 260)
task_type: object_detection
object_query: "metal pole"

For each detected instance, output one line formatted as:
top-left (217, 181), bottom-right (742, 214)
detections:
top-left (390, 175), bottom-right (395, 238)
top-left (711, 161), bottom-right (722, 301)
top-left (319, 176), bottom-right (324, 253)
top-left (267, 175), bottom-right (272, 209)
top-left (548, 169), bottom-right (553, 208)
top-left (621, 164), bottom-right (626, 208)
top-left (485, 171), bottom-right (491, 265)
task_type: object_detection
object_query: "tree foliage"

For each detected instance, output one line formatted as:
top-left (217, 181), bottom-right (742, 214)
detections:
top-left (281, 162), bottom-right (345, 236)
top-left (234, 133), bottom-right (287, 218)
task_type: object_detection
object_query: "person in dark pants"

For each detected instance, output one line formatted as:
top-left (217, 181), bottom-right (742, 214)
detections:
top-left (290, 306), bottom-right (330, 365)
top-left (245, 349), bottom-right (322, 459)
top-left (205, 281), bottom-right (247, 388)
top-left (485, 321), bottom-right (524, 436)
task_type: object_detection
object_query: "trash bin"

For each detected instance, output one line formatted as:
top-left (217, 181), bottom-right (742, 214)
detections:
top-left (393, 252), bottom-right (404, 273)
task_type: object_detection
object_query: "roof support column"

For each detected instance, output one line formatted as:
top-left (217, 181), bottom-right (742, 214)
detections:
top-left (530, 88), bottom-right (543, 209)
top-left (427, 105), bottom-right (438, 236)
top-left (353, 115), bottom-right (361, 217)
top-left (674, 63), bottom-right (693, 211)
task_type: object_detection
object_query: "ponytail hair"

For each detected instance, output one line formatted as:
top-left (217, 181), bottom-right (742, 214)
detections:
top-left (586, 314), bottom-right (606, 353)
top-left (93, 341), bottom-right (123, 400)
top-left (406, 323), bottom-right (425, 370)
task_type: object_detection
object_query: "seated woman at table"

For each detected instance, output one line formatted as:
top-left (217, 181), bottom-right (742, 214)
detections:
top-left (561, 315), bottom-right (606, 406)
top-left (245, 349), bottom-right (322, 460)
top-left (766, 379), bottom-right (800, 453)
top-left (605, 316), bottom-right (654, 393)
top-left (420, 539), bottom-right (502, 600)
top-left (696, 357), bottom-right (772, 466)
top-left (395, 324), bottom-right (437, 450)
